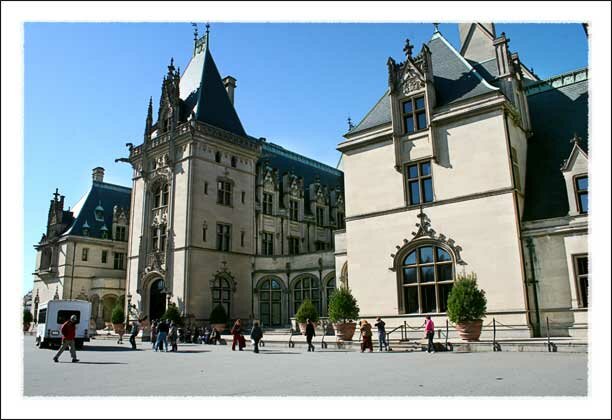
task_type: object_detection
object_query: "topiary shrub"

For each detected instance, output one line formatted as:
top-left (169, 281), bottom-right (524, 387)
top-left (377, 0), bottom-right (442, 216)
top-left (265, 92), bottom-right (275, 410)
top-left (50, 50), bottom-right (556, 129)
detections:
top-left (111, 304), bottom-right (125, 324)
top-left (161, 303), bottom-right (183, 325)
top-left (23, 309), bottom-right (33, 325)
top-left (295, 299), bottom-right (319, 324)
top-left (209, 304), bottom-right (228, 324)
top-left (328, 287), bottom-right (359, 323)
top-left (446, 272), bottom-right (487, 323)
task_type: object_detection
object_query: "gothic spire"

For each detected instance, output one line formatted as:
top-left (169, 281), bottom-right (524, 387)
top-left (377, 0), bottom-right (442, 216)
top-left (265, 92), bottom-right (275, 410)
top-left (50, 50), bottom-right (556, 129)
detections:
top-left (144, 96), bottom-right (153, 141)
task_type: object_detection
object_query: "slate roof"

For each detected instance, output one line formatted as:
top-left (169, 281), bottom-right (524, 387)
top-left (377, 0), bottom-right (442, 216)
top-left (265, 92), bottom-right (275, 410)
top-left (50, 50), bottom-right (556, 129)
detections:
top-left (522, 71), bottom-right (588, 222)
top-left (63, 181), bottom-right (132, 238)
top-left (179, 35), bottom-right (246, 137)
top-left (260, 142), bottom-right (344, 212)
top-left (348, 32), bottom-right (498, 135)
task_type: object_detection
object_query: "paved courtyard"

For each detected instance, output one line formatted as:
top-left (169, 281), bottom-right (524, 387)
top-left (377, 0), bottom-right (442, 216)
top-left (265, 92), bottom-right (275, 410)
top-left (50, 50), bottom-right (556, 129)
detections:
top-left (23, 336), bottom-right (587, 397)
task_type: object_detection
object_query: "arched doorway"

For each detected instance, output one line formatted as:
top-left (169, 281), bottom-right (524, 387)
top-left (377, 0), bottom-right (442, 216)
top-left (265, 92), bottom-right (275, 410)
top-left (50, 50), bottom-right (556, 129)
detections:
top-left (258, 278), bottom-right (282, 327)
top-left (149, 278), bottom-right (167, 321)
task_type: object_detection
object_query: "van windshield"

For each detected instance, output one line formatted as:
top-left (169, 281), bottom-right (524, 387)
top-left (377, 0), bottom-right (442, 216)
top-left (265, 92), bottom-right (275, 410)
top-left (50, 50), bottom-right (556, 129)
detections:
top-left (57, 310), bottom-right (81, 325)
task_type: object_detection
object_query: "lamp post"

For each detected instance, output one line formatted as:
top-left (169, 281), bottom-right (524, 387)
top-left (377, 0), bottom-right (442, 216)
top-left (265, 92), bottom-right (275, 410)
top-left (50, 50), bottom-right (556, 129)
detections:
top-left (125, 293), bottom-right (132, 331)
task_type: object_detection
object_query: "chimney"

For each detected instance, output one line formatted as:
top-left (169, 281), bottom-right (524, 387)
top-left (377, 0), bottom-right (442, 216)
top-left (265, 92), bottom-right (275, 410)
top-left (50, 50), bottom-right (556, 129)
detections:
top-left (223, 76), bottom-right (237, 104)
top-left (92, 167), bottom-right (105, 183)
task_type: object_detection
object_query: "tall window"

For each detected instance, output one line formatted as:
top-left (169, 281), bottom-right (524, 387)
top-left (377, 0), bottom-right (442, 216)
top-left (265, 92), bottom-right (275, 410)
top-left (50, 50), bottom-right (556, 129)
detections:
top-left (293, 276), bottom-right (321, 315)
top-left (212, 276), bottom-right (231, 316)
top-left (113, 252), bottom-right (125, 270)
top-left (573, 255), bottom-right (588, 307)
top-left (216, 224), bottom-right (231, 252)
top-left (510, 147), bottom-right (521, 191)
top-left (316, 207), bottom-right (324, 226)
top-left (215, 152), bottom-right (221, 163)
top-left (231, 156), bottom-right (237, 168)
top-left (217, 181), bottom-right (233, 206)
top-left (402, 96), bottom-right (427, 134)
top-left (575, 176), bottom-right (588, 214)
top-left (159, 225), bottom-right (167, 252)
top-left (325, 277), bottom-right (336, 312)
top-left (289, 200), bottom-right (299, 221)
top-left (262, 232), bottom-right (274, 256)
top-left (153, 183), bottom-right (169, 208)
top-left (406, 161), bottom-right (433, 205)
top-left (400, 245), bottom-right (454, 313)
top-left (81, 248), bottom-right (89, 262)
top-left (202, 224), bottom-right (207, 242)
top-left (101, 250), bottom-right (108, 264)
top-left (240, 231), bottom-right (245, 247)
top-left (337, 212), bottom-right (345, 229)
top-left (288, 237), bottom-right (300, 255)
top-left (263, 193), bottom-right (273, 215)
top-left (161, 184), bottom-right (169, 206)
top-left (115, 226), bottom-right (127, 241)
top-left (315, 241), bottom-right (327, 251)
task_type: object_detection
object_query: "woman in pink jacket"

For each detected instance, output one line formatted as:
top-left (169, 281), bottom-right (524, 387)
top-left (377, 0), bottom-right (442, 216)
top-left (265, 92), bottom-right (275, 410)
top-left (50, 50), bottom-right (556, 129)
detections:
top-left (424, 315), bottom-right (435, 354)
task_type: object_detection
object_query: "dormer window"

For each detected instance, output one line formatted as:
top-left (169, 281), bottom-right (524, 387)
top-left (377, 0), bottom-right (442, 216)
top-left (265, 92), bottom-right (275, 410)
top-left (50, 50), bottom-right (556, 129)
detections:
top-left (402, 96), bottom-right (427, 134)
top-left (100, 225), bottom-right (109, 239)
top-left (82, 221), bottom-right (90, 237)
top-left (575, 176), bottom-right (588, 214)
top-left (94, 202), bottom-right (104, 222)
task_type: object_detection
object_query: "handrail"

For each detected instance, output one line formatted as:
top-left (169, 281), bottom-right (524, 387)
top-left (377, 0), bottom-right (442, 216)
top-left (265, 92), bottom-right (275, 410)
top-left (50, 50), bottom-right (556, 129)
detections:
top-left (287, 326), bottom-right (295, 348)
top-left (320, 320), bottom-right (330, 349)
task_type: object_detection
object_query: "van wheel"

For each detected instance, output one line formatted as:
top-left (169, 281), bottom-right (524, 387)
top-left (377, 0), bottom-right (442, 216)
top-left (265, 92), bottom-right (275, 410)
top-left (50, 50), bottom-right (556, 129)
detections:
top-left (39, 339), bottom-right (48, 349)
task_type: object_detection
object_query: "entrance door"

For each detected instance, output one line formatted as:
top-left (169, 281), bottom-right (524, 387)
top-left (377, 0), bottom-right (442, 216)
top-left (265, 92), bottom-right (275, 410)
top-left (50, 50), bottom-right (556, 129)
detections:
top-left (258, 278), bottom-right (282, 327)
top-left (149, 278), bottom-right (167, 321)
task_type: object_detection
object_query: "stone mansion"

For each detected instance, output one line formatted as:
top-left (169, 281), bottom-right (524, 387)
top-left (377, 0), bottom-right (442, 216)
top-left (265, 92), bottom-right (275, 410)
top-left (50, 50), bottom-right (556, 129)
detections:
top-left (32, 23), bottom-right (588, 338)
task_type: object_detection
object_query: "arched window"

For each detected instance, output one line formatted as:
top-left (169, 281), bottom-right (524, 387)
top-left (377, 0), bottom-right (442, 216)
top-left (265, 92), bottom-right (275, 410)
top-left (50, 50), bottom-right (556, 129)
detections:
top-left (258, 278), bottom-right (282, 327)
top-left (400, 244), bottom-right (454, 314)
top-left (292, 275), bottom-right (320, 315)
top-left (212, 276), bottom-right (231, 316)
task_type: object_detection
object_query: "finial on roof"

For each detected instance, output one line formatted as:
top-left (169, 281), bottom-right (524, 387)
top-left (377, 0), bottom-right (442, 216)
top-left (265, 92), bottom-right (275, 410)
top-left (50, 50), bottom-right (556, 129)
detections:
top-left (570, 132), bottom-right (582, 145)
top-left (53, 188), bottom-right (60, 201)
top-left (347, 116), bottom-right (354, 131)
top-left (191, 22), bottom-right (198, 43)
top-left (433, 23), bottom-right (440, 33)
top-left (206, 22), bottom-right (210, 36)
top-left (403, 38), bottom-right (414, 58)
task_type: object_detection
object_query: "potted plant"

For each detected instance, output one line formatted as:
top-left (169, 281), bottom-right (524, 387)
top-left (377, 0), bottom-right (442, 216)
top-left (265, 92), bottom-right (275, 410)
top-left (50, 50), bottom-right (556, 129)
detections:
top-left (209, 304), bottom-right (228, 333)
top-left (328, 287), bottom-right (360, 341)
top-left (23, 309), bottom-right (33, 332)
top-left (446, 272), bottom-right (487, 341)
top-left (161, 303), bottom-right (183, 326)
top-left (111, 304), bottom-right (125, 335)
top-left (295, 299), bottom-right (320, 334)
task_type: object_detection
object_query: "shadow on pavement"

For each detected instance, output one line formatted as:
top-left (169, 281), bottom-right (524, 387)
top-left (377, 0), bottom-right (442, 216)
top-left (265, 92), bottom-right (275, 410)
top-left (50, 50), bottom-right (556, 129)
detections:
top-left (56, 361), bottom-right (128, 365)
top-left (258, 350), bottom-right (298, 355)
top-left (82, 346), bottom-right (136, 352)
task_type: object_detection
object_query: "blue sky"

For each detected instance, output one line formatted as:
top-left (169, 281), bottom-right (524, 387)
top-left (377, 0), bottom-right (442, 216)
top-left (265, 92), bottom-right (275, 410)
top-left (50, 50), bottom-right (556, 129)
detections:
top-left (23, 22), bottom-right (587, 293)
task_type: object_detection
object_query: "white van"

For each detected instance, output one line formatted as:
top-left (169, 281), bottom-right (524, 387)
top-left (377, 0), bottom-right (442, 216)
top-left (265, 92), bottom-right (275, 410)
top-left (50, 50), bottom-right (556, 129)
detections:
top-left (35, 299), bottom-right (92, 349)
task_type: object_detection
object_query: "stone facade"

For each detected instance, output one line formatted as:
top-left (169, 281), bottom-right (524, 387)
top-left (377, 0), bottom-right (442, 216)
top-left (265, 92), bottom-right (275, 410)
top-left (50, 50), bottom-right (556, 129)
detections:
top-left (31, 168), bottom-right (131, 330)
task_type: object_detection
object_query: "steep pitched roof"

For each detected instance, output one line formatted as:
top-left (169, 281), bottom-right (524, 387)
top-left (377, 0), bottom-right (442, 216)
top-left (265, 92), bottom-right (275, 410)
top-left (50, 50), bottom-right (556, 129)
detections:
top-left (179, 36), bottom-right (246, 137)
top-left (348, 31), bottom-right (498, 135)
top-left (63, 181), bottom-right (132, 238)
top-left (522, 69), bottom-right (588, 222)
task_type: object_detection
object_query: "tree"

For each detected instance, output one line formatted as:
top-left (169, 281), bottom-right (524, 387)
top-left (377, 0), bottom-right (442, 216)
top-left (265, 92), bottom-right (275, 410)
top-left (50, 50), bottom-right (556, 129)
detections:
top-left (111, 304), bottom-right (125, 325)
top-left (446, 272), bottom-right (487, 323)
top-left (328, 288), bottom-right (359, 323)
top-left (162, 303), bottom-right (183, 326)
top-left (209, 304), bottom-right (228, 324)
top-left (23, 309), bottom-right (33, 325)
top-left (295, 299), bottom-right (319, 324)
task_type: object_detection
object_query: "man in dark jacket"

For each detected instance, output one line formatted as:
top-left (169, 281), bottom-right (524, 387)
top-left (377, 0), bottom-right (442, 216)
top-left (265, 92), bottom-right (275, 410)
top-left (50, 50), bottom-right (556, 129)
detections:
top-left (305, 319), bottom-right (316, 352)
top-left (375, 317), bottom-right (388, 352)
top-left (250, 321), bottom-right (263, 353)
top-left (53, 315), bottom-right (79, 363)
top-left (129, 321), bottom-right (140, 350)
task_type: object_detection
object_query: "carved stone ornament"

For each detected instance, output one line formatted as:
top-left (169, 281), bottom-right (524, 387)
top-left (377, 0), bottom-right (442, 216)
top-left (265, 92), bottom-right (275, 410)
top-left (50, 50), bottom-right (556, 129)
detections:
top-left (401, 66), bottom-right (426, 94)
top-left (316, 186), bottom-right (327, 205)
top-left (289, 177), bottom-right (300, 198)
top-left (388, 209), bottom-right (467, 270)
top-left (209, 261), bottom-right (238, 292)
top-left (263, 167), bottom-right (275, 189)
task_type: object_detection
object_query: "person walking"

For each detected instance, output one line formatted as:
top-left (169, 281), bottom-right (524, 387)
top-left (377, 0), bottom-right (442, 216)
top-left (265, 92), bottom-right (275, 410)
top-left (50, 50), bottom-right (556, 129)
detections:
top-left (169, 321), bottom-right (178, 352)
top-left (424, 315), bottom-right (435, 354)
top-left (151, 320), bottom-right (158, 350)
top-left (374, 317), bottom-right (388, 352)
top-left (360, 320), bottom-right (373, 352)
top-left (53, 315), bottom-right (79, 363)
top-left (305, 319), bottom-right (316, 352)
top-left (231, 319), bottom-right (244, 351)
top-left (250, 321), bottom-right (263, 354)
top-left (129, 320), bottom-right (140, 350)
top-left (156, 320), bottom-right (169, 352)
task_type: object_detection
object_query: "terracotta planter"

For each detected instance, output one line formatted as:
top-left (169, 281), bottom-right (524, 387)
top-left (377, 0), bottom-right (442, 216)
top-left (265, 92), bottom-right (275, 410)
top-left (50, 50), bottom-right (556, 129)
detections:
top-left (333, 322), bottom-right (356, 341)
top-left (112, 323), bottom-right (125, 335)
top-left (211, 323), bottom-right (226, 333)
top-left (455, 320), bottom-right (483, 341)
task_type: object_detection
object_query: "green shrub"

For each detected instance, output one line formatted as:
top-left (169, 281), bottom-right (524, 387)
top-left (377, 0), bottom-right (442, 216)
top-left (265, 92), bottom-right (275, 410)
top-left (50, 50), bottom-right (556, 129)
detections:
top-left (23, 309), bottom-right (33, 325)
top-left (161, 303), bottom-right (183, 325)
top-left (209, 304), bottom-right (228, 324)
top-left (446, 272), bottom-right (487, 323)
top-left (111, 304), bottom-right (125, 324)
top-left (295, 299), bottom-right (319, 324)
top-left (328, 287), bottom-right (359, 323)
